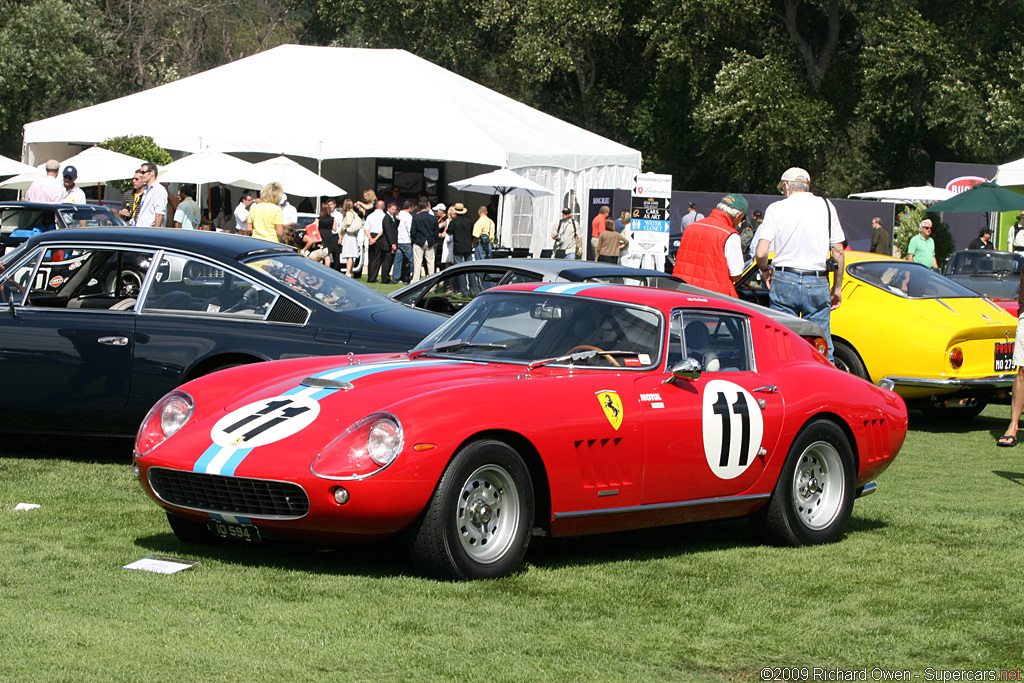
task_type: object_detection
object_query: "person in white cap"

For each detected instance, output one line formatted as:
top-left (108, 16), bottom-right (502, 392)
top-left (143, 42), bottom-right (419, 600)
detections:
top-left (26, 159), bottom-right (64, 203)
top-left (754, 166), bottom-right (845, 362)
top-left (279, 193), bottom-right (298, 232)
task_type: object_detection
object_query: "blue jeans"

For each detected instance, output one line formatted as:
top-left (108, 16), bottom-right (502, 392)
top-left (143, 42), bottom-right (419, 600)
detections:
top-left (769, 270), bottom-right (834, 361)
top-left (453, 252), bottom-right (475, 295)
top-left (392, 243), bottom-right (413, 282)
top-left (475, 234), bottom-right (491, 260)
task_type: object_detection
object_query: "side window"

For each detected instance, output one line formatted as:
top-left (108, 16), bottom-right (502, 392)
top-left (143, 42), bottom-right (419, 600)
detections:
top-left (7, 247), bottom-right (151, 310)
top-left (142, 253), bottom-right (274, 319)
top-left (676, 310), bottom-right (752, 372)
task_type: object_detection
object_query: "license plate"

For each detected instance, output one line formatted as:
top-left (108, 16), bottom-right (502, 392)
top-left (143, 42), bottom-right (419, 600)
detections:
top-left (995, 342), bottom-right (1015, 372)
top-left (207, 520), bottom-right (261, 542)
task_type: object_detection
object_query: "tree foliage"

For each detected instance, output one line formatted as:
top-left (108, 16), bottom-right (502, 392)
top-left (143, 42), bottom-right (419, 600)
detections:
top-left (2, 0), bottom-right (1023, 200)
top-left (100, 136), bottom-right (172, 192)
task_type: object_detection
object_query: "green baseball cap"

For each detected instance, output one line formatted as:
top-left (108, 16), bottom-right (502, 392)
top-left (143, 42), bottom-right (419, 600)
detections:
top-left (721, 193), bottom-right (749, 215)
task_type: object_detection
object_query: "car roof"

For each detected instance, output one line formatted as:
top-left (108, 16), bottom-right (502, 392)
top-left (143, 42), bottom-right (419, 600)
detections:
top-left (494, 280), bottom-right (769, 319)
top-left (21, 226), bottom-right (293, 261)
top-left (0, 201), bottom-right (115, 210)
top-left (440, 258), bottom-right (680, 281)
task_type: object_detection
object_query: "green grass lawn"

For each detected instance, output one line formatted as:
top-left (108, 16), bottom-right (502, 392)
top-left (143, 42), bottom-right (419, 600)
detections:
top-left (1, 407), bottom-right (1022, 681)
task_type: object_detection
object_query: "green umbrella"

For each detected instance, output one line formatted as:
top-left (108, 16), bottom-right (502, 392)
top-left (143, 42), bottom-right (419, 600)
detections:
top-left (926, 181), bottom-right (1024, 213)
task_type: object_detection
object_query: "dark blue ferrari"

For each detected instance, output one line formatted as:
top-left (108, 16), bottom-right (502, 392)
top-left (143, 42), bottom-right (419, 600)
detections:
top-left (0, 228), bottom-right (443, 437)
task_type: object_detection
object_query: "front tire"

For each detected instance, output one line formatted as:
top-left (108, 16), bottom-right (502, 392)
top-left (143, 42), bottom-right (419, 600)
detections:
top-left (408, 440), bottom-right (535, 580)
top-left (752, 420), bottom-right (855, 546)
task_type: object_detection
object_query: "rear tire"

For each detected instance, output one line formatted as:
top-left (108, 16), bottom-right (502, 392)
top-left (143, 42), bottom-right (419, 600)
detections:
top-left (408, 440), bottom-right (534, 580)
top-left (832, 340), bottom-right (868, 380)
top-left (752, 420), bottom-right (855, 546)
top-left (166, 512), bottom-right (217, 545)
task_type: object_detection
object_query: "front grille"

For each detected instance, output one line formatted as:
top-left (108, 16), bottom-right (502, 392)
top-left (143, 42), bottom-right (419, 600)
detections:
top-left (148, 468), bottom-right (309, 519)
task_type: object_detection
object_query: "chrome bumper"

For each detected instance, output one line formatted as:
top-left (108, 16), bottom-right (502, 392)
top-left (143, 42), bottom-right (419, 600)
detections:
top-left (882, 374), bottom-right (1015, 390)
top-left (856, 482), bottom-right (877, 499)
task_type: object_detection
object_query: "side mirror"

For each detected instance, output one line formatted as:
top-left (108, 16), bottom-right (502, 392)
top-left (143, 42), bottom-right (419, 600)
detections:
top-left (667, 357), bottom-right (702, 382)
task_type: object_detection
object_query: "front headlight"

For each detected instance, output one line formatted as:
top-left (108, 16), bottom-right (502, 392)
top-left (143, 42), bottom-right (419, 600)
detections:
top-left (135, 391), bottom-right (194, 455)
top-left (311, 413), bottom-right (404, 479)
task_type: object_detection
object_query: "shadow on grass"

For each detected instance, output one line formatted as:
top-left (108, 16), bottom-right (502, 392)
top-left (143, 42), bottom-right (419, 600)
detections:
top-left (133, 512), bottom-right (888, 578)
top-left (1, 434), bottom-right (134, 463)
top-left (134, 531), bottom-right (418, 579)
top-left (993, 470), bottom-right (1024, 487)
top-left (909, 409), bottom-right (1006, 439)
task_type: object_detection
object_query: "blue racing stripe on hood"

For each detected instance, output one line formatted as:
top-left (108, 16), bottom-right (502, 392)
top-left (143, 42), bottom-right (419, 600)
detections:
top-left (193, 359), bottom-right (463, 477)
top-left (535, 283), bottom-right (603, 295)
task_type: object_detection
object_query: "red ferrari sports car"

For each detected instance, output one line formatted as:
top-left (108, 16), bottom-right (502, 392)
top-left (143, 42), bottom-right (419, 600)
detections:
top-left (135, 282), bottom-right (907, 580)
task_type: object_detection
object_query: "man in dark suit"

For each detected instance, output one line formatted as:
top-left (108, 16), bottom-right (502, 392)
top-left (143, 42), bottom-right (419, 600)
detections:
top-left (379, 202), bottom-right (400, 284)
top-left (410, 200), bottom-right (437, 282)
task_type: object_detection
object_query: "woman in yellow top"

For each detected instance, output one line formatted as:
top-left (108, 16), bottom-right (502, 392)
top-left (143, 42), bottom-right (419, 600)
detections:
top-left (247, 181), bottom-right (285, 243)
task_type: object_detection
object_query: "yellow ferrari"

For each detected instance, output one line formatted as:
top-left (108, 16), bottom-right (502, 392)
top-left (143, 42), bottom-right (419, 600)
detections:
top-left (737, 251), bottom-right (1016, 418)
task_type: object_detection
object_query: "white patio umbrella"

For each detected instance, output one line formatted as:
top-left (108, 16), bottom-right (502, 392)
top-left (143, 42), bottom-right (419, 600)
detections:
top-left (159, 150), bottom-right (263, 216)
top-left (449, 168), bottom-right (554, 198)
top-left (0, 146), bottom-right (145, 190)
top-left (244, 155), bottom-right (345, 198)
top-left (847, 185), bottom-right (954, 205)
top-left (0, 153), bottom-right (36, 177)
top-left (449, 168), bottom-right (554, 246)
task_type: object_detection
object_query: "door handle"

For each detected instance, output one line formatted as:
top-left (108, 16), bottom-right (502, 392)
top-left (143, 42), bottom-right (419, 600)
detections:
top-left (753, 385), bottom-right (778, 393)
top-left (98, 336), bottom-right (129, 346)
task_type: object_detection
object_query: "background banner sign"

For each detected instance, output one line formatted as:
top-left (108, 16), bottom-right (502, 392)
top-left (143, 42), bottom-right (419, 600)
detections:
top-left (631, 173), bottom-right (672, 269)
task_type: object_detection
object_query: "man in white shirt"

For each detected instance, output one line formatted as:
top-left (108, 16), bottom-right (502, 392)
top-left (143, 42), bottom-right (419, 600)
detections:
top-left (26, 159), bottom-right (63, 203)
top-left (233, 191), bottom-right (254, 234)
top-left (280, 194), bottom-right (298, 231)
top-left (364, 199), bottom-right (387, 283)
top-left (392, 200), bottom-right (414, 283)
top-left (755, 166), bottom-right (845, 361)
top-left (135, 162), bottom-right (168, 227)
top-left (59, 165), bottom-right (87, 204)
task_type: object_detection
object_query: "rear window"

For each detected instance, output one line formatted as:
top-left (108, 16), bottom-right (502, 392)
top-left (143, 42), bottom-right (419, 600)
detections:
top-left (848, 261), bottom-right (980, 299)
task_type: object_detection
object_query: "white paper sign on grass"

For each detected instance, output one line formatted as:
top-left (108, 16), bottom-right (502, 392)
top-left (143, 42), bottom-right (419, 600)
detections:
top-left (123, 555), bottom-right (199, 575)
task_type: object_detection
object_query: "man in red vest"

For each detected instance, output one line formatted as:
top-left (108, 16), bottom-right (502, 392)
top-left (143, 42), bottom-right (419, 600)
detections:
top-left (671, 193), bottom-right (748, 297)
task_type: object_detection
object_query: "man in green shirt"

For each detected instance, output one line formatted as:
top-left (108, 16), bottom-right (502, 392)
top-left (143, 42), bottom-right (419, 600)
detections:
top-left (906, 219), bottom-right (937, 269)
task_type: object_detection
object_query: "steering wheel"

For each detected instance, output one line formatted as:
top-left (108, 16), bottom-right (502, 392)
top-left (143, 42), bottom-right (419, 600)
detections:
top-left (567, 344), bottom-right (621, 367)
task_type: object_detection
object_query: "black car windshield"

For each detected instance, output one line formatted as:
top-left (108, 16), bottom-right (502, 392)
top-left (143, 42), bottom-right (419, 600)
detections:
top-left (849, 261), bottom-right (980, 299)
top-left (244, 253), bottom-right (394, 311)
top-left (411, 291), bottom-right (663, 368)
top-left (946, 251), bottom-right (1023, 276)
top-left (56, 205), bottom-right (126, 227)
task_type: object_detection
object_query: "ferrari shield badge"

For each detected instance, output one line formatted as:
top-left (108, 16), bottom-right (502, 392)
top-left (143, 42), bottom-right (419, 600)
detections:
top-left (596, 390), bottom-right (623, 430)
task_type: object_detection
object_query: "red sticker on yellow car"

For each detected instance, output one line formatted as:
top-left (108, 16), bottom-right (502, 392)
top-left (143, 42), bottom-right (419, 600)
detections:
top-left (597, 390), bottom-right (623, 430)
top-left (701, 379), bottom-right (764, 480)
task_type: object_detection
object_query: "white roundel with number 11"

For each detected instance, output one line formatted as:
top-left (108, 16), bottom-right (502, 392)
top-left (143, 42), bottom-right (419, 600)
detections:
top-left (701, 379), bottom-right (764, 480)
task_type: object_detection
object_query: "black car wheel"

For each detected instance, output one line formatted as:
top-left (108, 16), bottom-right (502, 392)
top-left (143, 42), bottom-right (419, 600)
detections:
top-left (752, 420), bottom-right (855, 546)
top-left (408, 440), bottom-right (534, 580)
top-left (832, 340), bottom-right (869, 380)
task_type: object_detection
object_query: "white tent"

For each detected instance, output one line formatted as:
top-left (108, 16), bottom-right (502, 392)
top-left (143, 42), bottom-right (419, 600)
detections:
top-left (994, 158), bottom-right (1024, 186)
top-left (848, 185), bottom-right (954, 204)
top-left (22, 45), bottom-right (641, 254)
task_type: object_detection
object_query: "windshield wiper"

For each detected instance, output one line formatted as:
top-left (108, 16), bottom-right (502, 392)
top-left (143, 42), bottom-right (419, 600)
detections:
top-left (409, 339), bottom-right (508, 358)
top-left (528, 349), bottom-right (635, 370)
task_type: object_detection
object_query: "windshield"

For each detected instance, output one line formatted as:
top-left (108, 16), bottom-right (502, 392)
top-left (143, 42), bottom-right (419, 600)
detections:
top-left (244, 253), bottom-right (394, 311)
top-left (848, 261), bottom-right (981, 299)
top-left (56, 205), bottom-right (126, 227)
top-left (412, 291), bottom-right (663, 368)
top-left (946, 251), bottom-right (1023, 276)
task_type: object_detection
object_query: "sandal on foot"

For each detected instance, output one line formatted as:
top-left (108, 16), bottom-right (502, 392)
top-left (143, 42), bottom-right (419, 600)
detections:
top-left (997, 435), bottom-right (1018, 447)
